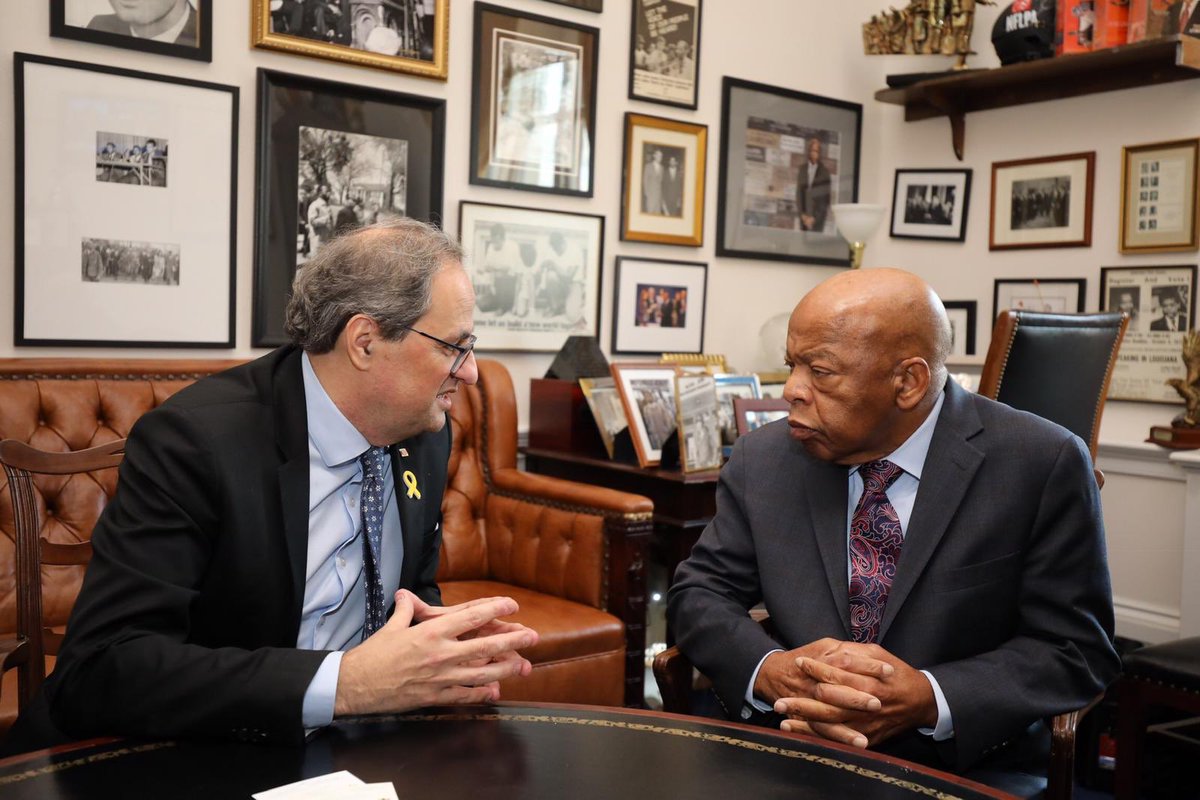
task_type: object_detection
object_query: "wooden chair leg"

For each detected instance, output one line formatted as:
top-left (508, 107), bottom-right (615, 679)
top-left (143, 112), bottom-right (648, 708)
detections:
top-left (1114, 679), bottom-right (1147, 800)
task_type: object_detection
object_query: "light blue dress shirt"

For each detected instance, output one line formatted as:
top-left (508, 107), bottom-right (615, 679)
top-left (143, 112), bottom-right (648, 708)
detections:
top-left (299, 353), bottom-right (404, 728)
top-left (745, 391), bottom-right (954, 741)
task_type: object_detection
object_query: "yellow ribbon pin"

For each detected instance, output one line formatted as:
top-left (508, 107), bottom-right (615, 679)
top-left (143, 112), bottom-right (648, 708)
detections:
top-left (402, 470), bottom-right (421, 499)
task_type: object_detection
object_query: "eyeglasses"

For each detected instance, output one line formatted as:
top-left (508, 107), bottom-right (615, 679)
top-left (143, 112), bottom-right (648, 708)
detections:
top-left (402, 326), bottom-right (477, 375)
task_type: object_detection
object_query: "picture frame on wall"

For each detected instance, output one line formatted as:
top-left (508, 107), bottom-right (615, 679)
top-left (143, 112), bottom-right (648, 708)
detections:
top-left (1100, 264), bottom-right (1197, 403)
top-left (253, 69), bottom-right (445, 347)
top-left (628, 0), bottom-right (702, 109)
top-left (993, 278), bottom-right (1086, 319)
top-left (612, 257), bottom-right (707, 355)
top-left (1120, 138), bottom-right (1200, 254)
top-left (459, 201), bottom-right (604, 352)
top-left (942, 301), bottom-right (977, 357)
top-left (15, 53), bottom-right (236, 347)
top-left (621, 113), bottom-right (707, 246)
top-left (470, 3), bottom-right (599, 197)
top-left (541, 0), bottom-right (603, 11)
top-left (51, 0), bottom-right (213, 62)
top-left (251, 0), bottom-right (448, 79)
top-left (717, 77), bottom-right (862, 266)
top-left (889, 169), bottom-right (972, 242)
top-left (989, 152), bottom-right (1095, 250)
top-left (610, 362), bottom-right (679, 467)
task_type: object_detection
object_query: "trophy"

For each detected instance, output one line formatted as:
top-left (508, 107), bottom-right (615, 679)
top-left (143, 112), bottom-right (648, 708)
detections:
top-left (1148, 330), bottom-right (1200, 450)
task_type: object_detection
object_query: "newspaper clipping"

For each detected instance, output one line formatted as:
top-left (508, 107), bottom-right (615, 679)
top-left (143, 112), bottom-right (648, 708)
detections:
top-left (631, 0), bottom-right (700, 106)
top-left (1102, 265), bottom-right (1195, 402)
top-left (675, 374), bottom-right (721, 471)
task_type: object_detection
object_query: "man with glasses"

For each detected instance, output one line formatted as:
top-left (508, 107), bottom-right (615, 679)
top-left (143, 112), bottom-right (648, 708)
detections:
top-left (7, 218), bottom-right (538, 752)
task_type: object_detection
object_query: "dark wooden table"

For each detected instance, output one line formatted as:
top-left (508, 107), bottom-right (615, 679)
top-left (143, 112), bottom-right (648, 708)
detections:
top-left (0, 703), bottom-right (1015, 799)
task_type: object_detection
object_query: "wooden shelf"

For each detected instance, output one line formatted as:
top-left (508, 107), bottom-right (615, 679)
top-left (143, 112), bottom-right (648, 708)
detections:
top-left (875, 36), bottom-right (1200, 160)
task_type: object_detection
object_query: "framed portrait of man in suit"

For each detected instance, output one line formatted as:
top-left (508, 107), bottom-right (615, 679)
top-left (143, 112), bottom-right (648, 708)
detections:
top-left (51, 0), bottom-right (213, 62)
top-left (621, 113), bottom-right (707, 246)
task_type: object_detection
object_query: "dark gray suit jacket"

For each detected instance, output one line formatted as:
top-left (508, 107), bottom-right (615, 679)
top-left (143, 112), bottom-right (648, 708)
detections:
top-left (668, 380), bottom-right (1120, 772)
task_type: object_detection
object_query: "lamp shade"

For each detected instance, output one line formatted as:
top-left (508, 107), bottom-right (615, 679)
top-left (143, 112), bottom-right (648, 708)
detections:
top-left (831, 203), bottom-right (886, 243)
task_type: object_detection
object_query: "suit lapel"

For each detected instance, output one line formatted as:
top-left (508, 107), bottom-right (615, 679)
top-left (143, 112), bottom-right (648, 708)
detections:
top-left (392, 442), bottom-right (426, 592)
top-left (273, 349), bottom-right (312, 617)
top-left (806, 458), bottom-right (853, 638)
top-left (879, 382), bottom-right (984, 639)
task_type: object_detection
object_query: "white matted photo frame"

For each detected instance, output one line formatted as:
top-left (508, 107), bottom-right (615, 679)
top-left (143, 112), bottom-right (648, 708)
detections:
top-left (622, 113), bottom-right (707, 246)
top-left (890, 169), bottom-right (971, 242)
top-left (942, 300), bottom-right (977, 357)
top-left (1120, 138), bottom-right (1200, 254)
top-left (717, 77), bottom-right (861, 266)
top-left (990, 152), bottom-right (1095, 251)
top-left (1100, 264), bottom-right (1197, 403)
top-left (993, 278), bottom-right (1086, 320)
top-left (459, 201), bottom-right (604, 352)
top-left (612, 257), bottom-right (707, 355)
top-left (611, 362), bottom-right (679, 467)
top-left (251, 0), bottom-right (448, 79)
top-left (52, 0), bottom-right (212, 62)
top-left (628, 0), bottom-right (702, 110)
top-left (15, 53), bottom-right (236, 348)
top-left (470, 2), bottom-right (599, 197)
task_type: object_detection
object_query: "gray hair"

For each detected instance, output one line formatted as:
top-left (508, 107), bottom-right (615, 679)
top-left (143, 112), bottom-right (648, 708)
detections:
top-left (284, 217), bottom-right (464, 353)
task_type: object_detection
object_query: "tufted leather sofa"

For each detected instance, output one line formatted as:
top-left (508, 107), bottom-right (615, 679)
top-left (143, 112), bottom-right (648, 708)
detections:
top-left (0, 356), bottom-right (653, 735)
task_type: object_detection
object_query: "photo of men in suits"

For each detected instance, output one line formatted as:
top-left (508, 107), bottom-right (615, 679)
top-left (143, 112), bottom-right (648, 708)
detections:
top-left (1150, 286), bottom-right (1189, 332)
top-left (72, 0), bottom-right (199, 46)
top-left (796, 136), bottom-right (832, 233)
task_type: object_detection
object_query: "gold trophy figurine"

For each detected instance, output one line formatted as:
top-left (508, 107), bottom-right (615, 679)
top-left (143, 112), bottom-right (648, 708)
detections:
top-left (863, 0), bottom-right (996, 69)
top-left (1148, 330), bottom-right (1200, 450)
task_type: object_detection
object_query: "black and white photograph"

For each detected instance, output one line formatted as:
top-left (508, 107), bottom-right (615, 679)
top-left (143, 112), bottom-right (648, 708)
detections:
top-left (1121, 138), bottom-right (1199, 254)
top-left (612, 257), bottom-right (707, 355)
top-left (611, 363), bottom-right (679, 467)
top-left (471, 4), bottom-right (598, 196)
top-left (622, 112), bottom-right (707, 246)
top-left (580, 376), bottom-right (628, 460)
top-left (296, 125), bottom-right (408, 264)
top-left (889, 169), bottom-right (971, 241)
top-left (252, 0), bottom-right (448, 79)
top-left (52, 0), bottom-right (212, 61)
top-left (641, 143), bottom-right (686, 216)
top-left (95, 132), bottom-right (169, 187)
top-left (714, 374), bottom-right (761, 455)
top-left (990, 152), bottom-right (1094, 250)
top-left (460, 201), bottom-right (603, 352)
top-left (941, 300), bottom-right (977, 358)
top-left (17, 53), bottom-right (236, 348)
top-left (674, 373), bottom-right (721, 472)
top-left (629, 0), bottom-right (702, 109)
top-left (81, 237), bottom-right (180, 285)
top-left (1101, 265), bottom-right (1198, 402)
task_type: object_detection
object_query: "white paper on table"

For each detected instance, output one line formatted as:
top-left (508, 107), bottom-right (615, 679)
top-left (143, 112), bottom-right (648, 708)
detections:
top-left (252, 770), bottom-right (365, 799)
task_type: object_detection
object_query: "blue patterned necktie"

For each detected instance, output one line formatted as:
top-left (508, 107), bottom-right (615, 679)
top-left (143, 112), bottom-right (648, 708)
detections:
top-left (360, 445), bottom-right (389, 640)
top-left (848, 459), bottom-right (905, 644)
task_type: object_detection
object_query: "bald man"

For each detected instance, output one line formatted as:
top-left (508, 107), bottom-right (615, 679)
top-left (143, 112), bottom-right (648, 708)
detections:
top-left (668, 269), bottom-right (1119, 794)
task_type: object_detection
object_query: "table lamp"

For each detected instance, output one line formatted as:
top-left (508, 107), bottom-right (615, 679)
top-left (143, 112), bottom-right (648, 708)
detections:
top-left (832, 203), bottom-right (885, 269)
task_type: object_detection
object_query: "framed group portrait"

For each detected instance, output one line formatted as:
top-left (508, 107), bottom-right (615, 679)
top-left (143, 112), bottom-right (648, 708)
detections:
top-left (253, 69), bottom-right (445, 347)
top-left (251, 0), bottom-right (448, 79)
top-left (470, 3), bottom-right (599, 197)
top-left (890, 169), bottom-right (972, 242)
top-left (1119, 138), bottom-right (1200, 254)
top-left (611, 257), bottom-right (708, 355)
top-left (621, 113), bottom-right (707, 246)
top-left (989, 152), bottom-right (1095, 251)
top-left (993, 278), bottom-right (1086, 319)
top-left (51, 0), bottom-right (213, 62)
top-left (459, 201), bottom-right (604, 352)
top-left (941, 300), bottom-right (977, 357)
top-left (717, 77), bottom-right (862, 266)
top-left (610, 363), bottom-right (679, 467)
top-left (15, 53), bottom-right (236, 348)
top-left (628, 0), bottom-right (703, 110)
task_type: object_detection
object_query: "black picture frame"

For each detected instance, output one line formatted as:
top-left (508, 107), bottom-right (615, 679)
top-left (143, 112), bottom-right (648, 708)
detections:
top-left (993, 278), bottom-right (1087, 322)
top-left (611, 257), bottom-right (708, 355)
top-left (890, 169), bottom-right (972, 242)
top-left (628, 0), bottom-right (702, 110)
top-left (253, 68), bottom-right (445, 347)
top-left (470, 2), bottom-right (599, 197)
top-left (15, 52), bottom-right (237, 348)
top-left (941, 300), bottom-right (977, 357)
top-left (50, 0), bottom-right (213, 62)
top-left (716, 77), bottom-right (862, 266)
top-left (541, 0), bottom-right (603, 10)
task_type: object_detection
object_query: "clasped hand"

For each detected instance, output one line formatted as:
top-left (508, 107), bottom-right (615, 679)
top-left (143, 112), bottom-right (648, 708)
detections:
top-left (335, 589), bottom-right (538, 716)
top-left (754, 638), bottom-right (936, 749)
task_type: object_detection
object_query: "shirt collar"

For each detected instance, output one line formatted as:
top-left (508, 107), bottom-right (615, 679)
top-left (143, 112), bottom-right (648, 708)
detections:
top-left (302, 352), bottom-right (370, 468)
top-left (851, 388), bottom-right (946, 482)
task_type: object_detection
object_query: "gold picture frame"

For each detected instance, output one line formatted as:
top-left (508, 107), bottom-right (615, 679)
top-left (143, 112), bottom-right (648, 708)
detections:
top-left (1120, 138), bottom-right (1200, 254)
top-left (621, 112), bottom-right (707, 246)
top-left (251, 0), bottom-right (449, 80)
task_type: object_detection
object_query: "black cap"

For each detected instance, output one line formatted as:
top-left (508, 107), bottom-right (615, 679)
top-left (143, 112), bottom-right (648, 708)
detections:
top-left (992, 0), bottom-right (1056, 65)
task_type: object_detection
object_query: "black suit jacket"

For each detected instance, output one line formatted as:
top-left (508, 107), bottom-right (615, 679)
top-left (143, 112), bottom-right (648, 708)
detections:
top-left (87, 4), bottom-right (199, 46)
top-left (1150, 315), bottom-right (1183, 331)
top-left (796, 161), bottom-right (832, 231)
top-left (668, 381), bottom-right (1120, 774)
top-left (23, 347), bottom-right (449, 747)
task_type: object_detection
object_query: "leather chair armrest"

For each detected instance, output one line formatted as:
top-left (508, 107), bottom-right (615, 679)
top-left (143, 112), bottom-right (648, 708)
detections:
top-left (491, 467), bottom-right (653, 518)
top-left (0, 637), bottom-right (28, 676)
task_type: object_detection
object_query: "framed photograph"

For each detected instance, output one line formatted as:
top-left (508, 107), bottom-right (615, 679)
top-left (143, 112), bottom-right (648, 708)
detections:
top-left (15, 53), bottom-right (236, 348)
top-left (251, 0), bottom-right (448, 80)
top-left (993, 279), bottom-right (1086, 320)
top-left (541, 0), bottom-right (603, 10)
top-left (253, 69), bottom-right (445, 347)
top-left (580, 376), bottom-right (628, 459)
top-left (732, 397), bottom-right (789, 438)
top-left (628, 0), bottom-right (702, 109)
top-left (890, 169), bottom-right (971, 242)
top-left (714, 373), bottom-right (761, 456)
top-left (1120, 138), bottom-right (1200, 254)
top-left (621, 113), bottom-right (707, 246)
top-left (611, 363), bottom-right (679, 467)
top-left (717, 77), bottom-right (862, 265)
top-left (470, 3), bottom-right (598, 197)
top-left (989, 152), bottom-right (1095, 250)
top-left (942, 300), bottom-right (977, 357)
top-left (51, 0), bottom-right (212, 62)
top-left (755, 370), bottom-right (788, 399)
top-left (612, 257), bottom-right (707, 356)
top-left (674, 373), bottom-right (722, 472)
top-left (1100, 264), bottom-right (1198, 403)
top-left (459, 201), bottom-right (603, 352)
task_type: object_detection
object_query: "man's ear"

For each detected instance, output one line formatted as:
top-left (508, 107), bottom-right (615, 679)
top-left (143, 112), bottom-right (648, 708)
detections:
top-left (343, 314), bottom-right (375, 371)
top-left (894, 357), bottom-right (932, 411)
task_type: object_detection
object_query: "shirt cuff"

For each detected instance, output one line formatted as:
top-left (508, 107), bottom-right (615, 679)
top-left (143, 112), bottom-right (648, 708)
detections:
top-left (918, 669), bottom-right (954, 741)
top-left (742, 649), bottom-right (785, 718)
top-left (302, 651), bottom-right (344, 729)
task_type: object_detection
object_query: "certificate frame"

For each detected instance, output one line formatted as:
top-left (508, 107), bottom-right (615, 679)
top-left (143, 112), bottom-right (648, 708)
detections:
top-left (1119, 138), bottom-right (1200, 254)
